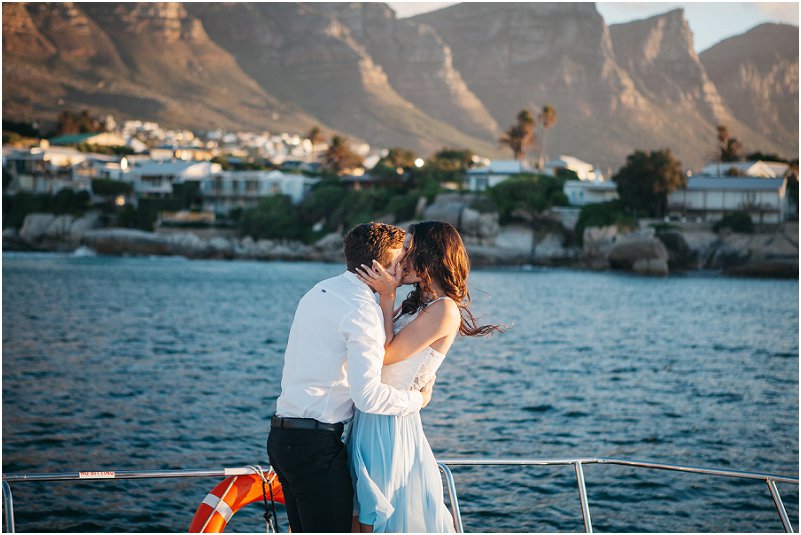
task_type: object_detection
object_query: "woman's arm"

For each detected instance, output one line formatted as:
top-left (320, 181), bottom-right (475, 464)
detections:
top-left (356, 261), bottom-right (461, 365)
top-left (382, 300), bottom-right (460, 365)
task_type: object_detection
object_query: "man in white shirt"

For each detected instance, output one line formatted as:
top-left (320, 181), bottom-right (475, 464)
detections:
top-left (268, 222), bottom-right (433, 533)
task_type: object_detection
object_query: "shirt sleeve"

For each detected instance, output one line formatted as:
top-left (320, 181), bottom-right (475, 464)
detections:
top-left (343, 304), bottom-right (424, 415)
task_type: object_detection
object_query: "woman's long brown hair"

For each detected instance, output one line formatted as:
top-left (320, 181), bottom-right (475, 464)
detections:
top-left (398, 221), bottom-right (504, 337)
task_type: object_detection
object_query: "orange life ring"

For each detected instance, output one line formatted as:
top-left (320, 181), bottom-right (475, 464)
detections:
top-left (189, 471), bottom-right (285, 533)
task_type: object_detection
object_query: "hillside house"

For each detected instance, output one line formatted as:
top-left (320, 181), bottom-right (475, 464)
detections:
top-left (150, 145), bottom-right (213, 162)
top-left (667, 176), bottom-right (789, 224)
top-left (196, 170), bottom-right (319, 215)
top-left (698, 160), bottom-right (790, 178)
top-left (128, 160), bottom-right (221, 198)
top-left (465, 160), bottom-right (534, 191)
top-left (563, 180), bottom-right (619, 206)
top-left (543, 155), bottom-right (603, 181)
top-left (48, 132), bottom-right (127, 148)
top-left (3, 146), bottom-right (92, 194)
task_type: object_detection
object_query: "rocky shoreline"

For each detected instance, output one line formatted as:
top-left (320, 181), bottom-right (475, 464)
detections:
top-left (4, 211), bottom-right (798, 279)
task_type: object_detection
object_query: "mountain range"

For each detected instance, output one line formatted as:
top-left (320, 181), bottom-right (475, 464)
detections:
top-left (3, 2), bottom-right (798, 169)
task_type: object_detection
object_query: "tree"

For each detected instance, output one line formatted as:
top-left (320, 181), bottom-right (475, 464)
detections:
top-left (613, 149), bottom-right (686, 218)
top-left (320, 135), bottom-right (363, 175)
top-left (371, 147), bottom-right (419, 184)
top-left (238, 195), bottom-right (302, 240)
top-left (499, 110), bottom-right (535, 162)
top-left (417, 148), bottom-right (475, 186)
top-left (55, 110), bottom-right (103, 136)
top-left (716, 124), bottom-right (742, 166)
top-left (537, 105), bottom-right (557, 169)
top-left (378, 148), bottom-right (417, 170)
top-left (486, 174), bottom-right (568, 224)
top-left (305, 126), bottom-right (325, 150)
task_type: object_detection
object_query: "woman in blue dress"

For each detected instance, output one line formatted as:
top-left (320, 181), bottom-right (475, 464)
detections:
top-left (351, 221), bottom-right (503, 533)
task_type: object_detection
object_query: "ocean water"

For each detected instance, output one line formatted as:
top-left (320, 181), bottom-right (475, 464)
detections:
top-left (2, 253), bottom-right (798, 532)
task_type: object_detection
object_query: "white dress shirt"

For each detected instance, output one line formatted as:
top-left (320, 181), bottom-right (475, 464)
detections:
top-left (275, 271), bottom-right (423, 424)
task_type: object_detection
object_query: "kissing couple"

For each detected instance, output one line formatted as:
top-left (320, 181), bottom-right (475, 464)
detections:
top-left (268, 221), bottom-right (501, 532)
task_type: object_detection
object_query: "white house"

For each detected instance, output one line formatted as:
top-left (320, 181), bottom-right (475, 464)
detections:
top-left (465, 159), bottom-right (534, 191)
top-left (698, 160), bottom-right (790, 178)
top-left (48, 132), bottom-right (127, 148)
top-left (149, 145), bottom-right (213, 162)
top-left (3, 146), bottom-right (92, 194)
top-left (196, 170), bottom-right (319, 215)
top-left (128, 160), bottom-right (221, 197)
top-left (563, 180), bottom-right (619, 206)
top-left (667, 177), bottom-right (789, 224)
top-left (544, 155), bottom-right (603, 181)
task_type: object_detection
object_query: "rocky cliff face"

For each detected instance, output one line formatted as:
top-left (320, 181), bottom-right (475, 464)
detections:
top-left (415, 3), bottom-right (638, 122)
top-left (311, 3), bottom-right (500, 141)
top-left (610, 11), bottom-right (787, 163)
top-left (3, 2), bottom-right (321, 134)
top-left (184, 2), bottom-right (497, 154)
top-left (610, 9), bottom-right (730, 122)
top-left (700, 23), bottom-right (799, 155)
top-left (3, 2), bottom-right (797, 167)
top-left (417, 4), bottom-right (794, 168)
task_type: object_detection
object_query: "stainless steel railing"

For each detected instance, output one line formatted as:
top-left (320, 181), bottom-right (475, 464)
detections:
top-left (3, 458), bottom-right (799, 533)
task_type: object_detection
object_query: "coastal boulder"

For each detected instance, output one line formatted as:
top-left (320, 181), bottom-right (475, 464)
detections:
top-left (533, 233), bottom-right (574, 264)
top-left (315, 232), bottom-right (343, 252)
top-left (493, 225), bottom-right (533, 254)
top-left (423, 193), bottom-right (499, 239)
top-left (43, 215), bottom-right (75, 240)
top-left (314, 232), bottom-right (346, 262)
top-left (680, 230), bottom-right (720, 268)
top-left (608, 237), bottom-right (669, 275)
top-left (81, 228), bottom-right (171, 256)
top-left (581, 225), bottom-right (618, 269)
top-left (19, 213), bottom-right (56, 243)
top-left (208, 237), bottom-right (235, 259)
top-left (69, 213), bottom-right (101, 243)
top-left (3, 227), bottom-right (31, 250)
top-left (657, 231), bottom-right (695, 270)
top-left (165, 232), bottom-right (209, 258)
top-left (633, 258), bottom-right (670, 276)
top-left (710, 227), bottom-right (799, 278)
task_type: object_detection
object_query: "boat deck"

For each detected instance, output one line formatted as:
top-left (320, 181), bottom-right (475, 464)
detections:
top-left (3, 457), bottom-right (799, 533)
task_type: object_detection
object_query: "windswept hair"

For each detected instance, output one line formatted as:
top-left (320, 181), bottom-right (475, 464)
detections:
top-left (398, 221), bottom-right (505, 337)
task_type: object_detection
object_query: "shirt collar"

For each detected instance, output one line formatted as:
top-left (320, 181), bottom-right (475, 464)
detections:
top-left (342, 270), bottom-right (372, 292)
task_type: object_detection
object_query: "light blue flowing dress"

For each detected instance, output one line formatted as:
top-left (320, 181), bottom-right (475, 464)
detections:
top-left (348, 301), bottom-right (456, 533)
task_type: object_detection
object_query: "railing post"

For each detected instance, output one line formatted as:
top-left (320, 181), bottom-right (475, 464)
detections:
top-left (766, 478), bottom-right (794, 533)
top-left (438, 463), bottom-right (464, 533)
top-left (2, 481), bottom-right (15, 533)
top-left (574, 461), bottom-right (593, 533)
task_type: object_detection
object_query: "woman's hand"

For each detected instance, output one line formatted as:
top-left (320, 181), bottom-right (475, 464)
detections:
top-left (356, 259), bottom-right (402, 297)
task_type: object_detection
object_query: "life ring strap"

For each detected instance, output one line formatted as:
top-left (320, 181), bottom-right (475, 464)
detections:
top-left (201, 494), bottom-right (235, 524)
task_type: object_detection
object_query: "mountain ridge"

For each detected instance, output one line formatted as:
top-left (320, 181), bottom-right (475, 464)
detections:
top-left (3, 2), bottom-right (797, 168)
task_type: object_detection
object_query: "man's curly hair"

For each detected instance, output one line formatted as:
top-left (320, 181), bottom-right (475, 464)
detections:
top-left (343, 222), bottom-right (406, 272)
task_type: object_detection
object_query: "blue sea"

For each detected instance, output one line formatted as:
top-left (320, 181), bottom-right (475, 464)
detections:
top-left (2, 253), bottom-right (798, 532)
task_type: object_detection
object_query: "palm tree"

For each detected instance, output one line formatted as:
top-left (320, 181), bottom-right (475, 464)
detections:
top-left (716, 125), bottom-right (742, 168)
top-left (721, 138), bottom-right (743, 162)
top-left (499, 110), bottom-right (535, 165)
top-left (320, 135), bottom-right (363, 175)
top-left (537, 105), bottom-right (557, 169)
top-left (306, 126), bottom-right (325, 152)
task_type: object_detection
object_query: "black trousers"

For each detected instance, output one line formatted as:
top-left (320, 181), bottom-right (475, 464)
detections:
top-left (267, 426), bottom-right (353, 533)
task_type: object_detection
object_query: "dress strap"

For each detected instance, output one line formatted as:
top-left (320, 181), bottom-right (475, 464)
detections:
top-left (425, 296), bottom-right (453, 306)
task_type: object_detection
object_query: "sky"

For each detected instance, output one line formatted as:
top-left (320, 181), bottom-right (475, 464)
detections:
top-left (387, 2), bottom-right (799, 52)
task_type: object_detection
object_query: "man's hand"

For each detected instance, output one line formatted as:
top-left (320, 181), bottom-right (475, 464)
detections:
top-left (420, 376), bottom-right (436, 409)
